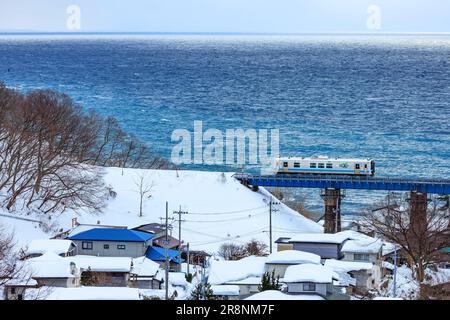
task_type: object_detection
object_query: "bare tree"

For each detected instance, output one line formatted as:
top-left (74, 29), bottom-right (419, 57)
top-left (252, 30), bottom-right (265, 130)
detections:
top-left (244, 239), bottom-right (268, 256)
top-left (363, 192), bottom-right (449, 289)
top-left (133, 173), bottom-right (154, 217)
top-left (217, 243), bottom-right (245, 261)
top-left (0, 225), bottom-right (19, 287)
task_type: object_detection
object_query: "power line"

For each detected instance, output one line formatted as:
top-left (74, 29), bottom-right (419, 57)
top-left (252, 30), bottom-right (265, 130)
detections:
top-left (188, 205), bottom-right (267, 215)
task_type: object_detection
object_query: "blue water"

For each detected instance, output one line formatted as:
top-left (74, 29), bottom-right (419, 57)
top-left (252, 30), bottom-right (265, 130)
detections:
top-left (1, 34), bottom-right (449, 214)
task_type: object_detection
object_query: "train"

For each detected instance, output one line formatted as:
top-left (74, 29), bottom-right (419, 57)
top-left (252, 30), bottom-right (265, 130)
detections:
top-left (274, 156), bottom-right (375, 176)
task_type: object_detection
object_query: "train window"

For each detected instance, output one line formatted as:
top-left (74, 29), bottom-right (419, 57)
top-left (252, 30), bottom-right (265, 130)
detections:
top-left (310, 163), bottom-right (316, 168)
top-left (318, 163), bottom-right (325, 168)
top-left (294, 162), bottom-right (300, 168)
top-left (283, 162), bottom-right (288, 168)
top-left (364, 164), bottom-right (368, 169)
top-left (326, 163), bottom-right (333, 169)
top-left (355, 164), bottom-right (360, 169)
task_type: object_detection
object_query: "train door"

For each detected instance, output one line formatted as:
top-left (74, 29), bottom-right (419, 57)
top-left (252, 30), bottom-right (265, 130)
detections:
top-left (355, 163), bottom-right (361, 175)
top-left (283, 161), bottom-right (289, 173)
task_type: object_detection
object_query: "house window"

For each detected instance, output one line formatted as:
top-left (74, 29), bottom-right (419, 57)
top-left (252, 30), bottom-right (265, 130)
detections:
top-left (294, 162), bottom-right (300, 168)
top-left (318, 163), bottom-right (325, 169)
top-left (117, 245), bottom-right (126, 250)
top-left (283, 162), bottom-right (288, 168)
top-left (82, 241), bottom-right (93, 250)
top-left (104, 244), bottom-right (110, 249)
top-left (326, 163), bottom-right (333, 169)
top-left (310, 163), bottom-right (317, 168)
top-left (303, 283), bottom-right (316, 291)
top-left (11, 287), bottom-right (16, 294)
top-left (354, 254), bottom-right (370, 261)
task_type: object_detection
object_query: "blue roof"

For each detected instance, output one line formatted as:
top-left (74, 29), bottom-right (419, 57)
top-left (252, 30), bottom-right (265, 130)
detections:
top-left (68, 228), bottom-right (154, 242)
top-left (146, 246), bottom-right (184, 264)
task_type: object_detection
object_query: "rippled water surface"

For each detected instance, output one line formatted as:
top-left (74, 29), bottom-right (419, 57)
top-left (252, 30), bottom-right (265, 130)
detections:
top-left (1, 34), bottom-right (449, 214)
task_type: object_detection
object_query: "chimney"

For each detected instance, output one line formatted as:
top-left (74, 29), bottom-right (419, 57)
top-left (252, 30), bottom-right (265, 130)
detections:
top-left (71, 217), bottom-right (78, 228)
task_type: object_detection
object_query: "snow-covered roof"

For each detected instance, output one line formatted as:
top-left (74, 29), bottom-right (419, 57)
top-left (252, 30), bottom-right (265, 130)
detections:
top-left (324, 259), bottom-right (373, 273)
top-left (4, 278), bottom-right (38, 286)
top-left (288, 233), bottom-right (349, 244)
top-left (342, 238), bottom-right (383, 254)
top-left (26, 239), bottom-right (75, 256)
top-left (131, 256), bottom-right (160, 277)
top-left (69, 255), bottom-right (132, 272)
top-left (245, 290), bottom-right (325, 300)
top-left (225, 276), bottom-right (262, 285)
top-left (168, 272), bottom-right (188, 287)
top-left (27, 252), bottom-right (78, 278)
top-left (208, 256), bottom-right (267, 285)
top-left (42, 287), bottom-right (141, 300)
top-left (372, 297), bottom-right (403, 300)
top-left (69, 228), bottom-right (153, 242)
top-left (211, 285), bottom-right (240, 296)
top-left (283, 263), bottom-right (334, 283)
top-left (266, 250), bottom-right (321, 265)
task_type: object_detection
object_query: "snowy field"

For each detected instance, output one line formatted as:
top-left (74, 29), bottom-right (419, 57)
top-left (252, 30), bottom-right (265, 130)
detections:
top-left (0, 167), bottom-right (322, 253)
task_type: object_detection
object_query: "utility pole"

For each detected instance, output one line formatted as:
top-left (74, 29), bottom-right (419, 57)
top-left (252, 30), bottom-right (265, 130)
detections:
top-left (387, 192), bottom-right (398, 298)
top-left (173, 205), bottom-right (188, 272)
top-left (164, 201), bottom-right (169, 300)
top-left (269, 196), bottom-right (279, 254)
top-left (187, 242), bottom-right (190, 276)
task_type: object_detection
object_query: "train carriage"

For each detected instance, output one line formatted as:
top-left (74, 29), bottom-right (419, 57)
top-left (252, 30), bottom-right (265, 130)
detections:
top-left (275, 156), bottom-right (375, 176)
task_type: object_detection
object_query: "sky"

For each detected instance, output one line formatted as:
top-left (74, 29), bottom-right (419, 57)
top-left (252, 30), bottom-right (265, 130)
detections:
top-left (0, 0), bottom-right (449, 33)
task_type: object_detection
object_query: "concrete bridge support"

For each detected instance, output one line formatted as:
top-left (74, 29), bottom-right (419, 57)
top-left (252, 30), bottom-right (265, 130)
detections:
top-left (321, 188), bottom-right (345, 233)
top-left (408, 191), bottom-right (428, 236)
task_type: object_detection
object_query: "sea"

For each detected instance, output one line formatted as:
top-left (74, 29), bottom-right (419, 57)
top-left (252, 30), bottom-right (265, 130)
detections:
top-left (0, 33), bottom-right (449, 216)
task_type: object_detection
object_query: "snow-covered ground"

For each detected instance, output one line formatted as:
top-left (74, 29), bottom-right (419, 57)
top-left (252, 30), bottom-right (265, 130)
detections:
top-left (0, 167), bottom-right (322, 253)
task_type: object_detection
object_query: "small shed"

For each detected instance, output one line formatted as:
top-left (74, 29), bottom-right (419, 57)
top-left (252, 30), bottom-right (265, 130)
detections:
top-left (130, 256), bottom-right (162, 289)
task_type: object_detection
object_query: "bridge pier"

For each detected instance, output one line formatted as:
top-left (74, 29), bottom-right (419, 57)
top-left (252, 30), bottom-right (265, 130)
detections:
top-left (408, 191), bottom-right (428, 236)
top-left (321, 188), bottom-right (345, 233)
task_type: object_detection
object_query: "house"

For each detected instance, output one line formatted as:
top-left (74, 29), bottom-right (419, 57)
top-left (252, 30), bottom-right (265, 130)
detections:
top-left (338, 230), bottom-right (383, 263)
top-left (145, 246), bottom-right (184, 271)
top-left (24, 239), bottom-right (76, 259)
top-left (208, 256), bottom-right (266, 298)
top-left (285, 233), bottom-right (350, 260)
top-left (3, 278), bottom-right (39, 300)
top-left (152, 234), bottom-right (180, 250)
top-left (282, 263), bottom-right (348, 299)
top-left (264, 250), bottom-right (321, 278)
top-left (130, 256), bottom-right (162, 289)
top-left (182, 249), bottom-right (211, 267)
top-left (211, 285), bottom-right (240, 300)
top-left (324, 259), bottom-right (381, 294)
top-left (27, 252), bottom-right (81, 288)
top-left (68, 228), bottom-right (154, 257)
top-left (69, 255), bottom-right (133, 287)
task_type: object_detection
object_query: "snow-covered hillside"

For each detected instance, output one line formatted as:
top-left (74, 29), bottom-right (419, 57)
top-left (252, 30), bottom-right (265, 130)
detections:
top-left (0, 167), bottom-right (322, 253)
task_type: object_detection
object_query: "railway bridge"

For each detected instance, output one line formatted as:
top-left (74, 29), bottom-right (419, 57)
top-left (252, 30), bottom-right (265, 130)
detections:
top-left (233, 173), bottom-right (450, 233)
